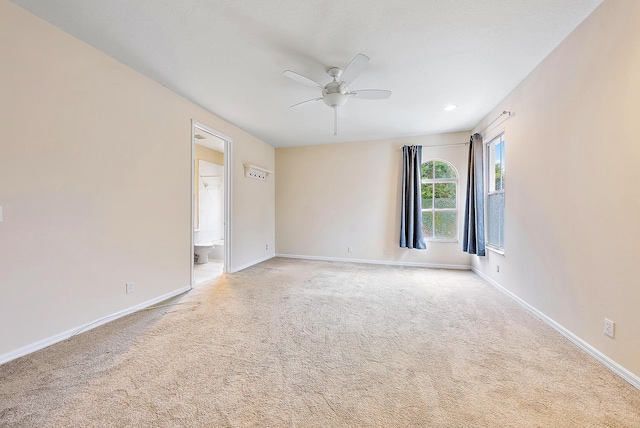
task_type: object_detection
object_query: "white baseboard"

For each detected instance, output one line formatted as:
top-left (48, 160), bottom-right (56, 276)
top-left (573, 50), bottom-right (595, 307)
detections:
top-left (471, 267), bottom-right (640, 391)
top-left (0, 285), bottom-right (192, 366)
top-left (276, 253), bottom-right (471, 270)
top-left (229, 254), bottom-right (275, 273)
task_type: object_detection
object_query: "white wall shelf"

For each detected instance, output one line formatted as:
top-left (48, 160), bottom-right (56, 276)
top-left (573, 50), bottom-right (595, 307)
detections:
top-left (243, 164), bottom-right (272, 181)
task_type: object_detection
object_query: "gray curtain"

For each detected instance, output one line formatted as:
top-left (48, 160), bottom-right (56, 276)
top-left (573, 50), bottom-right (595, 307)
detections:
top-left (462, 133), bottom-right (486, 256)
top-left (400, 145), bottom-right (426, 249)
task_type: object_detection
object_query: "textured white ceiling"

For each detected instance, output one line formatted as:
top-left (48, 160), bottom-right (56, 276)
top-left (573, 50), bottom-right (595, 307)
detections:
top-left (10, 0), bottom-right (603, 148)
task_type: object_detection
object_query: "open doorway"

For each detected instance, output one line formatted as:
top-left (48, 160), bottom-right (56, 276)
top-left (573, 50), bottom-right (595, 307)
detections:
top-left (191, 120), bottom-right (232, 287)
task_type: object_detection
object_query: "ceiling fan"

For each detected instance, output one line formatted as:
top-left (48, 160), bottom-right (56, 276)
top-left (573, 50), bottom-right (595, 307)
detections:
top-left (283, 54), bottom-right (392, 136)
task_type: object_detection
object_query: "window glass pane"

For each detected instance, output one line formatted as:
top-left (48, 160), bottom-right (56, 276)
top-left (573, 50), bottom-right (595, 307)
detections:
top-left (422, 159), bottom-right (458, 241)
top-left (500, 139), bottom-right (505, 190)
top-left (494, 142), bottom-right (501, 191)
top-left (434, 183), bottom-right (456, 208)
top-left (422, 211), bottom-right (433, 238)
top-left (487, 143), bottom-right (496, 192)
top-left (486, 135), bottom-right (505, 247)
top-left (421, 161), bottom-right (433, 179)
top-left (421, 183), bottom-right (433, 209)
top-left (487, 136), bottom-right (507, 192)
top-left (434, 161), bottom-right (456, 179)
top-left (487, 193), bottom-right (504, 247)
top-left (495, 161), bottom-right (503, 191)
top-left (434, 211), bottom-right (457, 239)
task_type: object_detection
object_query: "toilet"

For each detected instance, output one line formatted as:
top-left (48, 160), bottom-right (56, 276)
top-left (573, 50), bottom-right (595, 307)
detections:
top-left (194, 242), bottom-right (214, 264)
top-left (194, 230), bottom-right (224, 264)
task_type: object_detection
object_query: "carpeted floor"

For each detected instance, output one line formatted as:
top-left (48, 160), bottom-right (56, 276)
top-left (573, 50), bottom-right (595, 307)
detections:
top-left (1, 258), bottom-right (639, 427)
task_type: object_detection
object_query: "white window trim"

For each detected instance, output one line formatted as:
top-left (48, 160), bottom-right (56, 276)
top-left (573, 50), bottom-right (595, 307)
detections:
top-left (483, 124), bottom-right (505, 147)
top-left (486, 245), bottom-right (505, 255)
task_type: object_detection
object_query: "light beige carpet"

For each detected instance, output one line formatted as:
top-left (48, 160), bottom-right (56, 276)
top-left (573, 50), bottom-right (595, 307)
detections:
top-left (1, 258), bottom-right (639, 427)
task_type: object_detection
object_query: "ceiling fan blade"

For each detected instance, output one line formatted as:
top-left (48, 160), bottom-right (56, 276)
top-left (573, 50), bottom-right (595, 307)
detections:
top-left (341, 54), bottom-right (370, 86)
top-left (349, 89), bottom-right (392, 100)
top-left (283, 70), bottom-right (324, 89)
top-left (290, 97), bottom-right (322, 108)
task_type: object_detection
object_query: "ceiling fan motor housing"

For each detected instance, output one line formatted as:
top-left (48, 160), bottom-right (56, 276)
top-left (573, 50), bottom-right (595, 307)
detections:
top-left (323, 81), bottom-right (349, 107)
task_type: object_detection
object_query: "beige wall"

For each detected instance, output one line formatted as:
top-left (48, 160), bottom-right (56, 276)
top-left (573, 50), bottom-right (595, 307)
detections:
top-left (231, 134), bottom-right (276, 269)
top-left (471, 0), bottom-right (640, 377)
top-left (276, 132), bottom-right (471, 267)
top-left (0, 1), bottom-right (274, 360)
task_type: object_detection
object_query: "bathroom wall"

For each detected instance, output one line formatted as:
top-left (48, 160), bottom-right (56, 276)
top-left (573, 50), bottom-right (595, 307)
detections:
top-left (197, 160), bottom-right (224, 243)
top-left (195, 144), bottom-right (224, 165)
top-left (194, 144), bottom-right (223, 231)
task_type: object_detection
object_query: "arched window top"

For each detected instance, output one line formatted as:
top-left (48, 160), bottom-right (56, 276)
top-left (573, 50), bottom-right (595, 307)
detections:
top-left (421, 159), bottom-right (458, 181)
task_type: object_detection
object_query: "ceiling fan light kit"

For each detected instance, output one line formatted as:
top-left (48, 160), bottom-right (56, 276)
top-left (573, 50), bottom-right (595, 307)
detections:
top-left (284, 53), bottom-right (391, 136)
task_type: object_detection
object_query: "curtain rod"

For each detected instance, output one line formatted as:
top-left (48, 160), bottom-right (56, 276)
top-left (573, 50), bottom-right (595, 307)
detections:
top-left (398, 110), bottom-right (512, 150)
top-left (400, 142), bottom-right (468, 150)
top-left (422, 142), bottom-right (468, 148)
top-left (480, 110), bottom-right (512, 136)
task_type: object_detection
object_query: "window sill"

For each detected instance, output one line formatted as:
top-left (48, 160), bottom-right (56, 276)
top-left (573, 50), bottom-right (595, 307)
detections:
top-left (425, 239), bottom-right (459, 244)
top-left (486, 246), bottom-right (505, 255)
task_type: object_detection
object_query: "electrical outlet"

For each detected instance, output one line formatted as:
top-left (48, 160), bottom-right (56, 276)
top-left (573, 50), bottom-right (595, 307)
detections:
top-left (383, 248), bottom-right (389, 255)
top-left (126, 282), bottom-right (135, 294)
top-left (348, 246), bottom-right (353, 253)
top-left (604, 318), bottom-right (615, 338)
top-left (496, 265), bottom-right (500, 273)
top-left (266, 244), bottom-right (269, 250)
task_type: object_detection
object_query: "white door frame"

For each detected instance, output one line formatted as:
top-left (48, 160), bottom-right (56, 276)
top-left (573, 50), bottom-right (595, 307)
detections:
top-left (191, 120), bottom-right (232, 286)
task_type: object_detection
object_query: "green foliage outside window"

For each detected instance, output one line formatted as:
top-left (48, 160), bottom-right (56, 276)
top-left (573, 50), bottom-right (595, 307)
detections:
top-left (421, 161), bottom-right (456, 180)
top-left (421, 160), bottom-right (457, 240)
top-left (495, 163), bottom-right (504, 190)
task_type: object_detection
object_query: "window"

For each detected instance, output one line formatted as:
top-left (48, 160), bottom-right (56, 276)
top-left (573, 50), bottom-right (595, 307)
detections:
top-left (486, 134), bottom-right (505, 249)
top-left (421, 160), bottom-right (458, 241)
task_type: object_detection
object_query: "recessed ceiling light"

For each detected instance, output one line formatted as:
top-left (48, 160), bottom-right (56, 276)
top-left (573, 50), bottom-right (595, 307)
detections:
top-left (444, 105), bottom-right (457, 111)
